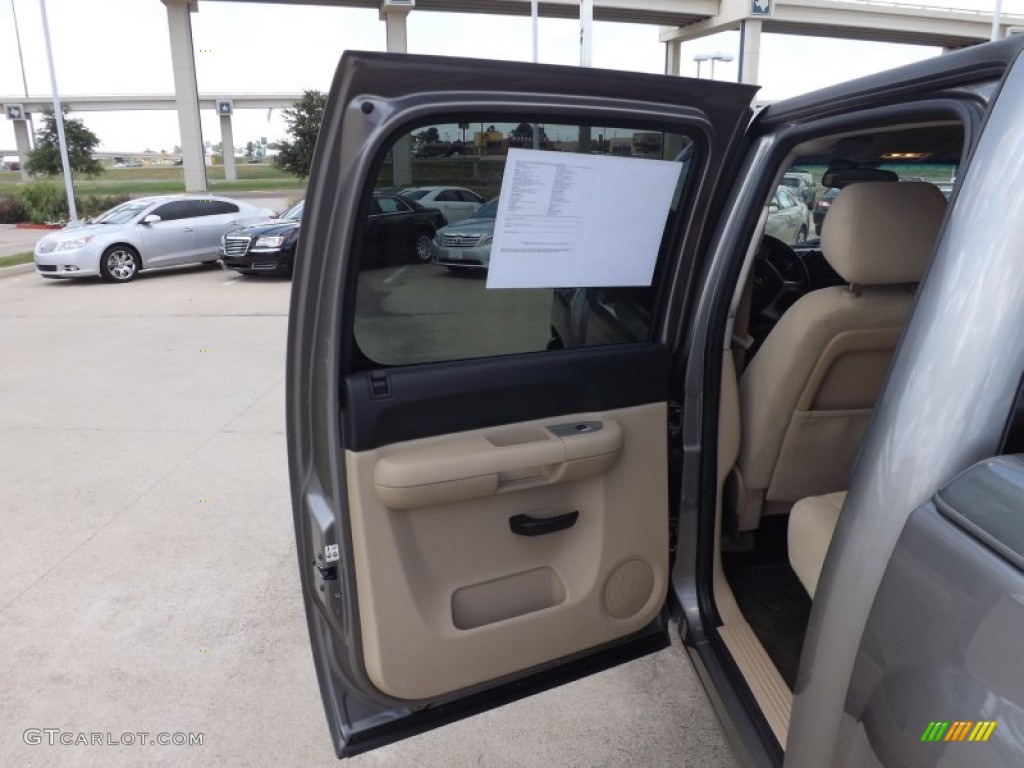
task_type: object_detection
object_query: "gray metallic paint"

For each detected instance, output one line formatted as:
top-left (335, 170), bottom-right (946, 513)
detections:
top-left (287, 51), bottom-right (756, 755)
top-left (836, 491), bottom-right (1024, 767)
top-left (677, 96), bottom-right (989, 768)
top-left (787, 51), bottom-right (1024, 767)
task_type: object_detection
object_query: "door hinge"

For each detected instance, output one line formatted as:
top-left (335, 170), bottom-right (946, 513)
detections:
top-left (316, 563), bottom-right (338, 581)
top-left (668, 400), bottom-right (683, 440)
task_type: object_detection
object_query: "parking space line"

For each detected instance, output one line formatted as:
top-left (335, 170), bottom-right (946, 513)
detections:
top-left (383, 265), bottom-right (409, 285)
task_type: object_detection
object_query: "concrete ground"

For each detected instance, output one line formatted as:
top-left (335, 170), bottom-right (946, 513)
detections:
top-left (0, 264), bottom-right (738, 768)
top-left (0, 225), bottom-right (46, 259)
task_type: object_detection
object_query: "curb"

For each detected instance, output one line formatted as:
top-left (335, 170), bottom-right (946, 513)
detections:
top-left (0, 262), bottom-right (36, 279)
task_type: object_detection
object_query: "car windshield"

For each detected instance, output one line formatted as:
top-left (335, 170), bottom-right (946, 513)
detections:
top-left (93, 201), bottom-right (150, 224)
top-left (472, 199), bottom-right (499, 219)
top-left (280, 201), bottom-right (304, 221)
top-left (401, 189), bottom-right (429, 200)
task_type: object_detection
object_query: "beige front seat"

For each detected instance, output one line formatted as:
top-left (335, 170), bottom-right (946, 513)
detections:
top-left (788, 491), bottom-right (846, 597)
top-left (732, 182), bottom-right (947, 534)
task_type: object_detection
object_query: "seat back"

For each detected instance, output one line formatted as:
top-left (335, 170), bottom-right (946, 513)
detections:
top-left (733, 182), bottom-right (947, 532)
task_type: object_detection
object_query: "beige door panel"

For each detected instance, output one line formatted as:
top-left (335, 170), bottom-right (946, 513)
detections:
top-left (345, 402), bottom-right (668, 700)
top-left (372, 419), bottom-right (623, 509)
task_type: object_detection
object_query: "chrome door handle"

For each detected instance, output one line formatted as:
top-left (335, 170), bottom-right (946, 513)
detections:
top-left (183, 227), bottom-right (194, 232)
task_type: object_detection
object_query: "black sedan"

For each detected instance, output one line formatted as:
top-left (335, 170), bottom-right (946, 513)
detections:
top-left (220, 194), bottom-right (446, 277)
top-left (220, 200), bottom-right (303, 276)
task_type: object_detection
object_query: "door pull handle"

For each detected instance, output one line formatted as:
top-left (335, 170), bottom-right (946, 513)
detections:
top-left (509, 510), bottom-right (579, 537)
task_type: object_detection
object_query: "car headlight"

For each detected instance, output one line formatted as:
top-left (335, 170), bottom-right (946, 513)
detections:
top-left (254, 235), bottom-right (285, 248)
top-left (55, 236), bottom-right (92, 251)
top-left (478, 235), bottom-right (493, 246)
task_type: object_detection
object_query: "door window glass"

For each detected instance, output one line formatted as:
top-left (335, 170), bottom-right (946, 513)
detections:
top-left (353, 119), bottom-right (697, 366)
top-left (150, 201), bottom-right (192, 221)
top-left (376, 196), bottom-right (405, 214)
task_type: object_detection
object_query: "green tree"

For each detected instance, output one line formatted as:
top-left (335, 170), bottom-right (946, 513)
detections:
top-left (25, 108), bottom-right (103, 178)
top-left (273, 89), bottom-right (327, 178)
top-left (415, 127), bottom-right (440, 145)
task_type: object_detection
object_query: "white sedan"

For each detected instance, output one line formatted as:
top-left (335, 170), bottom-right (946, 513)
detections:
top-left (33, 195), bottom-right (274, 283)
top-left (398, 186), bottom-right (484, 224)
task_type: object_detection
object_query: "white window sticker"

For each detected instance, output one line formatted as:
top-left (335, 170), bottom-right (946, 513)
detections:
top-left (486, 148), bottom-right (682, 289)
top-left (324, 544), bottom-right (340, 563)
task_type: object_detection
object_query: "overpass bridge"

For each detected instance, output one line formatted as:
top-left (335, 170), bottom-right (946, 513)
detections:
top-left (4, 0), bottom-right (1022, 191)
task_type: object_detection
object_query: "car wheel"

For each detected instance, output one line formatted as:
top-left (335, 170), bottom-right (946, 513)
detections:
top-left (412, 231), bottom-right (433, 262)
top-left (100, 245), bottom-right (141, 283)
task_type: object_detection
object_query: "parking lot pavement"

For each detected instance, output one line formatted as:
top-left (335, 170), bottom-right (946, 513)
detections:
top-left (0, 225), bottom-right (45, 259)
top-left (0, 265), bottom-right (738, 768)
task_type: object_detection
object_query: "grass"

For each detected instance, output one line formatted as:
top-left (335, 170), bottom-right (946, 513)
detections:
top-left (0, 251), bottom-right (33, 268)
top-left (0, 162), bottom-right (306, 198)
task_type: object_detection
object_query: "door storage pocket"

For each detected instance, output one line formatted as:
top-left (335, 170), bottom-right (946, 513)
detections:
top-left (452, 567), bottom-right (567, 630)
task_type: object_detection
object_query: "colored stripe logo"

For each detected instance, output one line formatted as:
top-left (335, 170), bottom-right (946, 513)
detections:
top-left (921, 721), bottom-right (996, 742)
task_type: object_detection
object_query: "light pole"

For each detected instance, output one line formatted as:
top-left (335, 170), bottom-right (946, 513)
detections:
top-left (694, 51), bottom-right (734, 79)
top-left (11, 0), bottom-right (34, 148)
top-left (693, 52), bottom-right (711, 78)
top-left (38, 0), bottom-right (77, 222)
top-left (709, 52), bottom-right (734, 80)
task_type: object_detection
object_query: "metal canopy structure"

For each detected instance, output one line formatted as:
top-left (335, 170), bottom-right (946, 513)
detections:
top-left (5, 0), bottom-right (1022, 190)
top-left (212, 0), bottom-right (718, 26)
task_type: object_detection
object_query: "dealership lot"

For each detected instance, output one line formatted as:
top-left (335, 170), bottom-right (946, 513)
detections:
top-left (0, 225), bottom-right (45, 260)
top-left (0, 265), bottom-right (736, 767)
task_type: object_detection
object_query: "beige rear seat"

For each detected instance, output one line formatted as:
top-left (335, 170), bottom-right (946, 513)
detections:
top-left (788, 491), bottom-right (846, 597)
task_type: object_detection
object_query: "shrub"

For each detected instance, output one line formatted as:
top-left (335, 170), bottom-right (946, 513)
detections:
top-left (1, 186), bottom-right (131, 224)
top-left (17, 182), bottom-right (67, 224)
top-left (0, 196), bottom-right (27, 224)
top-left (79, 194), bottom-right (130, 218)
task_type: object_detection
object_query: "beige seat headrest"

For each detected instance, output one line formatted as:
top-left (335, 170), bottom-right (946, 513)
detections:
top-left (821, 181), bottom-right (947, 286)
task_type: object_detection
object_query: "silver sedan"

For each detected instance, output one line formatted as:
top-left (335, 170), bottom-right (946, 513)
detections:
top-left (33, 195), bottom-right (274, 283)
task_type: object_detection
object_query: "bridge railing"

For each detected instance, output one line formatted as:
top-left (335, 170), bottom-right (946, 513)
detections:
top-left (821, 0), bottom-right (1024, 21)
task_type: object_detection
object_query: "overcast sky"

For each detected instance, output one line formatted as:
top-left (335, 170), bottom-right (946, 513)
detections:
top-left (1, 0), bottom-right (1022, 153)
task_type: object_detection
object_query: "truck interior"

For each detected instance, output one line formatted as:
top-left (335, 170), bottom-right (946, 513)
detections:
top-left (712, 118), bottom-right (964, 745)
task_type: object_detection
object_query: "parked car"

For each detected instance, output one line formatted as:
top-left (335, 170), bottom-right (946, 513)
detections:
top-left (812, 186), bottom-right (840, 231)
top-left (781, 171), bottom-right (816, 208)
top-left (221, 194), bottom-right (445, 276)
top-left (430, 197), bottom-right (498, 272)
top-left (33, 195), bottom-right (273, 283)
top-left (221, 200), bottom-right (304, 276)
top-left (765, 185), bottom-right (810, 244)
top-left (364, 193), bottom-right (447, 267)
top-left (288, 40), bottom-right (1024, 766)
top-left (398, 185), bottom-right (484, 223)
